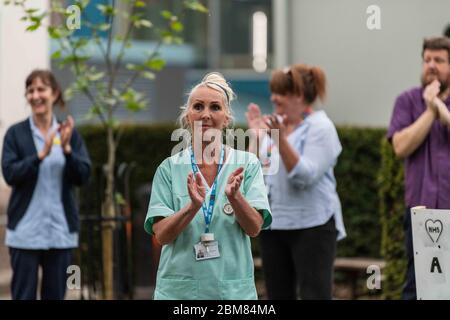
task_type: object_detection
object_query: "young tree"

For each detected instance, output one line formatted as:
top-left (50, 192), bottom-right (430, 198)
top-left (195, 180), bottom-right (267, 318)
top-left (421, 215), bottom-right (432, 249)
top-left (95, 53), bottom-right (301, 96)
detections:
top-left (4, 0), bottom-right (207, 299)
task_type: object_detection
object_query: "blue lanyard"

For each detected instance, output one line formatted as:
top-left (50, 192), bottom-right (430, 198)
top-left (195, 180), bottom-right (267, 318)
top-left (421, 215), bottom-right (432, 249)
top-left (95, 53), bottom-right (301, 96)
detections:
top-left (190, 145), bottom-right (225, 233)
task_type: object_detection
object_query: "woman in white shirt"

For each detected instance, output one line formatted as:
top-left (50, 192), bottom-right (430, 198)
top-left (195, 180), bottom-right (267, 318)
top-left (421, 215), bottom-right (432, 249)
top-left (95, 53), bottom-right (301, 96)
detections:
top-left (246, 64), bottom-right (346, 300)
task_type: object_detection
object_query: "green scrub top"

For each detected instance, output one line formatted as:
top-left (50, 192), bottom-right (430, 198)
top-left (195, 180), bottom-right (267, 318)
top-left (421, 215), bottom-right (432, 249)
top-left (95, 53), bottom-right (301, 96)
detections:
top-left (145, 147), bottom-right (272, 300)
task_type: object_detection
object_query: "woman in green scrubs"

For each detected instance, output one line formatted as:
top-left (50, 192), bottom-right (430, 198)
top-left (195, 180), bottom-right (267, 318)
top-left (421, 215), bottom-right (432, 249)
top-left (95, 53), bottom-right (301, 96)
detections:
top-left (145, 72), bottom-right (272, 300)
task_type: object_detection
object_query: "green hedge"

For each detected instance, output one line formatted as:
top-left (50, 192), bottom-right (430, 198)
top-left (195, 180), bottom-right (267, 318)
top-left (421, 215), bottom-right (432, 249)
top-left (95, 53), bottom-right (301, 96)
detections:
top-left (79, 124), bottom-right (178, 190)
top-left (335, 127), bottom-right (386, 258)
top-left (378, 138), bottom-right (405, 300)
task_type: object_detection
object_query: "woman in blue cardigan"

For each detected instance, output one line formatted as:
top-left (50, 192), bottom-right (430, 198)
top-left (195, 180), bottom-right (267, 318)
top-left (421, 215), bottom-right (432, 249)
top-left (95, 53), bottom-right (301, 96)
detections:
top-left (1, 69), bottom-right (91, 300)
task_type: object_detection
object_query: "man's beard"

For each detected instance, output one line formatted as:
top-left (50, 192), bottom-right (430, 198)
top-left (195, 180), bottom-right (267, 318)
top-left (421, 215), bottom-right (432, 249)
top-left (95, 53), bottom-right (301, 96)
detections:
top-left (421, 72), bottom-right (450, 94)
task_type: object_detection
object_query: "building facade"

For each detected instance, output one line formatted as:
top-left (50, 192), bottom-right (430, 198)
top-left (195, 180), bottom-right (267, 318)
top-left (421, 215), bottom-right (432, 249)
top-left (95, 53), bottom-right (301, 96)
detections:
top-left (272, 0), bottom-right (450, 127)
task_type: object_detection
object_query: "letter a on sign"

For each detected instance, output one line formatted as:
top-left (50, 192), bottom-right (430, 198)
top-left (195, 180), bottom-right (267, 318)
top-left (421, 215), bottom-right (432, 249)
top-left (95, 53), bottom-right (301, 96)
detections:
top-left (366, 5), bottom-right (381, 30)
top-left (430, 257), bottom-right (442, 274)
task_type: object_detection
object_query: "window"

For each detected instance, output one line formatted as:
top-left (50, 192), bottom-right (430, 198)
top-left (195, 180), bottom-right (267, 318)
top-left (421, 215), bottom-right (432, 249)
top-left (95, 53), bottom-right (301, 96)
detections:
top-left (131, 0), bottom-right (208, 67)
top-left (219, 0), bottom-right (272, 69)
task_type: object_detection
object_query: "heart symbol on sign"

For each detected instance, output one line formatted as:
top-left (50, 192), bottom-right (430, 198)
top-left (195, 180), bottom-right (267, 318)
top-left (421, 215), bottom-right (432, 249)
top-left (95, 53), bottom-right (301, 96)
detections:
top-left (425, 219), bottom-right (443, 243)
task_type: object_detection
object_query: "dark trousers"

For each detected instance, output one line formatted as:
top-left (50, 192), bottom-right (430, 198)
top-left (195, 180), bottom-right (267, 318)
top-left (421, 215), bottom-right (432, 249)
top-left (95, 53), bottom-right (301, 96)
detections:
top-left (260, 217), bottom-right (337, 300)
top-left (9, 248), bottom-right (73, 300)
top-left (402, 208), bottom-right (416, 300)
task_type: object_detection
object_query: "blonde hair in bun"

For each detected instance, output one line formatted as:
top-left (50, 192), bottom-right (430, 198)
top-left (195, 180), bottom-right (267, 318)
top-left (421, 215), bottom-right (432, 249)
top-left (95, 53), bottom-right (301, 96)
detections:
top-left (178, 72), bottom-right (236, 130)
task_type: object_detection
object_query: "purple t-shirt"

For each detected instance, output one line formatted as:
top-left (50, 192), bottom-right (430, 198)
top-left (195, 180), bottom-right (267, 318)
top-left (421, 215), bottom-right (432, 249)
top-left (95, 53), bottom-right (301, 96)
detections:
top-left (387, 87), bottom-right (450, 209)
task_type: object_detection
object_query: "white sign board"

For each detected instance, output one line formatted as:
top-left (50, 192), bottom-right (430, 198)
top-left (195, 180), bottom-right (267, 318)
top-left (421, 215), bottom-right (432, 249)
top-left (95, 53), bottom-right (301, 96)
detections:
top-left (411, 206), bottom-right (450, 300)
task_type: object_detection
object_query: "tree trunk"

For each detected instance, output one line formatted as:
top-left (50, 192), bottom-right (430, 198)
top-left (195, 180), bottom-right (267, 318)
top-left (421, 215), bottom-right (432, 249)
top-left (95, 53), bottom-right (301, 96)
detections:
top-left (102, 126), bottom-right (116, 299)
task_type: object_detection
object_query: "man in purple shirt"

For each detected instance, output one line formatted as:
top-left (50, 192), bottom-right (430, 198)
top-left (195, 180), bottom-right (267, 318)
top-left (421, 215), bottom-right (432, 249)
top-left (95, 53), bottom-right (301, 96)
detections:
top-left (388, 37), bottom-right (450, 300)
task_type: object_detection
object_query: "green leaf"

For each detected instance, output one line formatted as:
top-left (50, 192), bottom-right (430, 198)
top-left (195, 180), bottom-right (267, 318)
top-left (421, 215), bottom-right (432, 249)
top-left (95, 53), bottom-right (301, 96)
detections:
top-left (139, 19), bottom-right (152, 28)
top-left (126, 63), bottom-right (143, 72)
top-left (49, 27), bottom-right (71, 39)
top-left (133, 19), bottom-right (153, 29)
top-left (170, 21), bottom-right (183, 32)
top-left (115, 192), bottom-right (126, 205)
top-left (31, 12), bottom-right (46, 22)
top-left (89, 105), bottom-right (106, 116)
top-left (74, 0), bottom-right (90, 9)
top-left (25, 8), bottom-right (39, 14)
top-left (144, 58), bottom-right (166, 71)
top-left (97, 4), bottom-right (115, 15)
top-left (60, 54), bottom-right (90, 66)
top-left (130, 13), bottom-right (143, 22)
top-left (126, 63), bottom-right (137, 70)
top-left (104, 97), bottom-right (117, 107)
top-left (134, 0), bottom-right (146, 8)
top-left (121, 88), bottom-right (138, 101)
top-left (183, 0), bottom-right (208, 13)
top-left (26, 23), bottom-right (40, 32)
top-left (98, 23), bottom-right (111, 31)
top-left (29, 17), bottom-right (41, 24)
top-left (51, 50), bottom-right (62, 59)
top-left (64, 87), bottom-right (74, 101)
top-left (126, 100), bottom-right (146, 112)
top-left (48, 26), bottom-right (62, 39)
top-left (87, 72), bottom-right (105, 82)
top-left (76, 78), bottom-right (89, 90)
top-left (160, 31), bottom-right (175, 44)
top-left (141, 71), bottom-right (155, 81)
top-left (96, 4), bottom-right (107, 13)
top-left (121, 88), bottom-right (146, 112)
top-left (160, 30), bottom-right (172, 38)
top-left (161, 10), bottom-right (172, 19)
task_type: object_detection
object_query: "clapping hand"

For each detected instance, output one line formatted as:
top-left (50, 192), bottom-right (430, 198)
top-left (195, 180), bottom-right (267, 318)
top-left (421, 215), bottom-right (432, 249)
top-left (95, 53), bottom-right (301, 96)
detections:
top-left (59, 115), bottom-right (74, 154)
top-left (264, 113), bottom-right (288, 139)
top-left (246, 103), bottom-right (269, 139)
top-left (433, 96), bottom-right (450, 128)
top-left (38, 129), bottom-right (58, 160)
top-left (423, 80), bottom-right (450, 127)
top-left (423, 80), bottom-right (440, 112)
top-left (187, 172), bottom-right (206, 209)
top-left (225, 167), bottom-right (244, 199)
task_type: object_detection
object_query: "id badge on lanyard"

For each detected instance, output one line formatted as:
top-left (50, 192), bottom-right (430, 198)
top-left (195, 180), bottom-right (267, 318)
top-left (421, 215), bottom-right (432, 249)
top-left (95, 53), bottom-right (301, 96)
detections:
top-left (190, 145), bottom-right (225, 261)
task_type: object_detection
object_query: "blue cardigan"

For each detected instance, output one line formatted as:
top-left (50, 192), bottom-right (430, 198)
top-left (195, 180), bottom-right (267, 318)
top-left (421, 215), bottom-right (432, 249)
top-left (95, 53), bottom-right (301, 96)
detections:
top-left (1, 119), bottom-right (91, 232)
